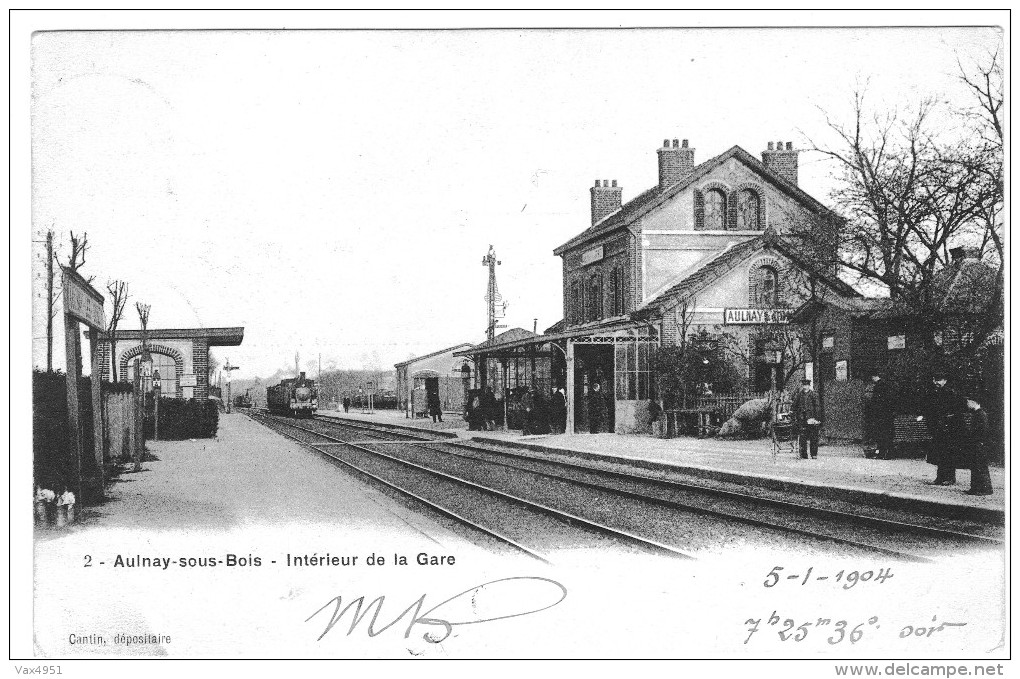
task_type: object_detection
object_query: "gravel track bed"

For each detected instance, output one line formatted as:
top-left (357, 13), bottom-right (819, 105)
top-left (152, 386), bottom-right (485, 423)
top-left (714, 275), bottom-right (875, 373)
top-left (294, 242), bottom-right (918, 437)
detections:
top-left (253, 414), bottom-right (659, 557)
top-left (425, 439), bottom-right (998, 559)
top-left (455, 437), bottom-right (1005, 540)
top-left (304, 417), bottom-right (914, 560)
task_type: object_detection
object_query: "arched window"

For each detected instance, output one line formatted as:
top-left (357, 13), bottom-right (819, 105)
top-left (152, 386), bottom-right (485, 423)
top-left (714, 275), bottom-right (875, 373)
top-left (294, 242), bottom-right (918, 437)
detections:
top-left (754, 266), bottom-right (780, 307)
top-left (704, 189), bottom-right (726, 230)
top-left (735, 189), bottom-right (760, 230)
top-left (125, 351), bottom-right (180, 397)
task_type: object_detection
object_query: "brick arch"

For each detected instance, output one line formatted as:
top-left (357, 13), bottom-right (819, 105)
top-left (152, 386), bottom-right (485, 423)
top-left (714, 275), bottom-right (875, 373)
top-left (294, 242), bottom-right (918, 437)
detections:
top-left (731, 181), bottom-right (767, 231)
top-left (695, 181), bottom-right (731, 231)
top-left (747, 255), bottom-right (783, 308)
top-left (119, 343), bottom-right (186, 398)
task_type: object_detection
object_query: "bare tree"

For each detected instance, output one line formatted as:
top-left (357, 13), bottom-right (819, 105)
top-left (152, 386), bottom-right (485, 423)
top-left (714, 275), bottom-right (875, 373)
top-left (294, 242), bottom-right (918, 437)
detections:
top-left (135, 302), bottom-right (151, 361)
top-left (65, 231), bottom-right (97, 284)
top-left (105, 280), bottom-right (129, 381)
top-left (807, 52), bottom-right (1003, 357)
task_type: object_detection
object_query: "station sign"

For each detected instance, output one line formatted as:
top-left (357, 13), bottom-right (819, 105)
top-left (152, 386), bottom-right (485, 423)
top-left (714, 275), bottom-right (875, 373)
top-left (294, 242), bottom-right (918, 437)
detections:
top-left (180, 374), bottom-right (198, 387)
top-left (580, 245), bottom-right (604, 267)
top-left (61, 269), bottom-right (106, 329)
top-left (723, 308), bottom-right (790, 325)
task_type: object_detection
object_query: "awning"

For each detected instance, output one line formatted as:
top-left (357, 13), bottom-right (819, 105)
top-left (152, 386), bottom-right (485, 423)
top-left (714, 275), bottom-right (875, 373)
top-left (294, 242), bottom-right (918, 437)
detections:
top-left (454, 317), bottom-right (657, 358)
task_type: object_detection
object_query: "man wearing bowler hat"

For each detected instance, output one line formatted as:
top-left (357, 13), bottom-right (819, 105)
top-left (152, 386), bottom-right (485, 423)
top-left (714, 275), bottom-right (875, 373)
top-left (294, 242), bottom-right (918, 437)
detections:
top-left (919, 369), bottom-right (966, 485)
top-left (792, 378), bottom-right (822, 459)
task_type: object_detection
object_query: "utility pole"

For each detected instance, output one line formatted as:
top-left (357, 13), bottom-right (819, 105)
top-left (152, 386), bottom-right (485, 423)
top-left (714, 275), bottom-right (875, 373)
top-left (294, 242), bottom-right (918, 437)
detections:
top-left (46, 230), bottom-right (54, 372)
top-left (481, 245), bottom-right (507, 342)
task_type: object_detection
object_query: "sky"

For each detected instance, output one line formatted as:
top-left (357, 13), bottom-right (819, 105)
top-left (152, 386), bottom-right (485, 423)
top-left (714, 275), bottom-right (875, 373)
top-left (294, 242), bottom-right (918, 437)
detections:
top-left (28, 24), bottom-right (1003, 380)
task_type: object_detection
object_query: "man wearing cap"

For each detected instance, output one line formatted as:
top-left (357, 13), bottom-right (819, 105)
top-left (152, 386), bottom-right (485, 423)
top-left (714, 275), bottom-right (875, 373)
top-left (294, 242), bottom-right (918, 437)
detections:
top-left (864, 373), bottom-right (894, 459)
top-left (919, 371), bottom-right (966, 485)
top-left (792, 378), bottom-right (822, 459)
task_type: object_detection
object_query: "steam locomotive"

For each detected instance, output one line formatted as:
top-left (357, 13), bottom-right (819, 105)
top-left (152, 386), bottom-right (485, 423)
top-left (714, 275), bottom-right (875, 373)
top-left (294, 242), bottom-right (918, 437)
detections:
top-left (267, 372), bottom-right (318, 417)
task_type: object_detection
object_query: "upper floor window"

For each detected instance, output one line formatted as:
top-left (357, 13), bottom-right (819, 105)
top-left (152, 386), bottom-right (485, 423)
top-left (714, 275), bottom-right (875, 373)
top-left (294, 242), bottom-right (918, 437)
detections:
top-left (735, 189), bottom-right (761, 230)
top-left (570, 281), bottom-right (581, 325)
top-left (608, 267), bottom-right (624, 316)
top-left (588, 274), bottom-right (602, 322)
top-left (705, 189), bottom-right (726, 230)
top-left (753, 265), bottom-right (780, 307)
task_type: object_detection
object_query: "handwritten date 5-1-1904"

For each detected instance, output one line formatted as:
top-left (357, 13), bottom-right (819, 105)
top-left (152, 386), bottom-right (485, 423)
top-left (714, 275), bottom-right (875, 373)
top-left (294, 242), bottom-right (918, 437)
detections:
top-left (763, 565), bottom-right (893, 589)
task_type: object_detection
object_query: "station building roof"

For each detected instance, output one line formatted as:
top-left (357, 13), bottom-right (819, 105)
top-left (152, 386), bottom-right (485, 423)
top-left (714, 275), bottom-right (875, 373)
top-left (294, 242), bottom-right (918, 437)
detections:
top-left (96, 327), bottom-right (244, 346)
top-left (393, 342), bottom-right (473, 369)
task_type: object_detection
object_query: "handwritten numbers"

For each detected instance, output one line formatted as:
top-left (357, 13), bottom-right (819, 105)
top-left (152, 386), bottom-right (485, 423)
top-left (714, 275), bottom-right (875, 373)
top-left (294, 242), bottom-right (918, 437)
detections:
top-left (767, 565), bottom-right (893, 589)
top-left (764, 566), bottom-right (783, 587)
top-left (743, 618), bottom-right (760, 644)
top-left (874, 567), bottom-right (894, 584)
top-left (828, 620), bottom-right (847, 645)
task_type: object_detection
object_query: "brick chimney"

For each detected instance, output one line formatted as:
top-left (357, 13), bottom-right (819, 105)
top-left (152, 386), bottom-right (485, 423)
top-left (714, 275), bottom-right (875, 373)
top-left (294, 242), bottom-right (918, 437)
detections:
top-left (590, 178), bottom-right (622, 225)
top-left (761, 140), bottom-right (800, 185)
top-left (657, 138), bottom-right (695, 191)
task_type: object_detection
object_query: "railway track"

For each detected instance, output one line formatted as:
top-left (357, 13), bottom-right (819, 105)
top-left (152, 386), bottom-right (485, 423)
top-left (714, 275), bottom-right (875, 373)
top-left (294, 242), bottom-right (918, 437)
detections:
top-left (252, 410), bottom-right (1002, 563)
top-left (321, 415), bottom-right (1004, 549)
top-left (248, 410), bottom-right (696, 565)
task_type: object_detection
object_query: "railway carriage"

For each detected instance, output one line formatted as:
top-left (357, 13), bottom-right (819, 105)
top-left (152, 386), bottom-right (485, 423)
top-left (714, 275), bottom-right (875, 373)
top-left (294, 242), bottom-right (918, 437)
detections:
top-left (267, 371), bottom-right (319, 417)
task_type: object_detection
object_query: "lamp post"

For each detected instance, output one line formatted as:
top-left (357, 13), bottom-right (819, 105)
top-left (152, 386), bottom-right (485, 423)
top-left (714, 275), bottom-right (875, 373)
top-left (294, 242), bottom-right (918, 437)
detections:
top-left (224, 358), bottom-right (240, 413)
top-left (152, 368), bottom-right (161, 441)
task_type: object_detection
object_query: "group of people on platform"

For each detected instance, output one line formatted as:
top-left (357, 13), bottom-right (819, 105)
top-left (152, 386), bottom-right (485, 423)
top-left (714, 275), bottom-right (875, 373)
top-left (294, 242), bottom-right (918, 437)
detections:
top-left (465, 369), bottom-right (994, 497)
top-left (467, 384), bottom-right (601, 435)
top-left (790, 370), bottom-right (993, 496)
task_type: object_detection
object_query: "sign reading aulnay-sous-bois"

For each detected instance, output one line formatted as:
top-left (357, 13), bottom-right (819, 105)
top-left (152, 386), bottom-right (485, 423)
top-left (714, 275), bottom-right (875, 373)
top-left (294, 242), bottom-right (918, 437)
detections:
top-left (723, 308), bottom-right (790, 325)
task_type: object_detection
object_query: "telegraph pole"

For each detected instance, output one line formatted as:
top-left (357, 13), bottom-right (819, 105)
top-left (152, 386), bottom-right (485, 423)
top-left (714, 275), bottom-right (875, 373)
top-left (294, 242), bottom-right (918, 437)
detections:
top-left (481, 245), bottom-right (507, 342)
top-left (46, 230), bottom-right (54, 372)
top-left (225, 358), bottom-right (240, 411)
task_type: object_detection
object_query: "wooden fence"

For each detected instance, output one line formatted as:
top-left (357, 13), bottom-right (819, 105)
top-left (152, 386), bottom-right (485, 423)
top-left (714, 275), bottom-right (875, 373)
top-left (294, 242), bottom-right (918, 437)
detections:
top-left (679, 391), bottom-right (792, 423)
top-left (103, 390), bottom-right (140, 462)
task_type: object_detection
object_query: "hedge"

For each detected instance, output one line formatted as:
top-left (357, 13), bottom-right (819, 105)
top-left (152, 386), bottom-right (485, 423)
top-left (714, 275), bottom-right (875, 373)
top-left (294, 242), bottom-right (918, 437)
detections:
top-left (32, 370), bottom-right (97, 495)
top-left (145, 397), bottom-right (219, 440)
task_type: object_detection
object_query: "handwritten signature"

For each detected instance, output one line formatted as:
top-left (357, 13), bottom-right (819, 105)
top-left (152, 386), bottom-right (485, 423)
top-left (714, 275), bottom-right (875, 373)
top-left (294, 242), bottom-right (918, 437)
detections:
top-left (306, 576), bottom-right (568, 644)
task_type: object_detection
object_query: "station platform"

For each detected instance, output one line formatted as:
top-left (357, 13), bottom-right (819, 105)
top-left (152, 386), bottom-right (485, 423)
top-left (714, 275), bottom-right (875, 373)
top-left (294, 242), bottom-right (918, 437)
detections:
top-left (317, 408), bottom-right (1006, 524)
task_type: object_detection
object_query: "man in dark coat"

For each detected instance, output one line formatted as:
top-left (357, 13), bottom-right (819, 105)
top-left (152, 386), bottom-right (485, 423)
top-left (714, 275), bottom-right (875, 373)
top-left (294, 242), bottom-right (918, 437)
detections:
top-left (920, 372), bottom-right (966, 485)
top-left (965, 398), bottom-right (993, 496)
top-left (481, 387), bottom-right (498, 431)
top-left (427, 390), bottom-right (443, 423)
top-left (791, 379), bottom-right (822, 459)
top-left (342, 396), bottom-right (350, 413)
top-left (550, 387), bottom-right (567, 434)
top-left (521, 387), bottom-right (536, 435)
top-left (864, 373), bottom-right (894, 458)
top-left (587, 382), bottom-right (604, 434)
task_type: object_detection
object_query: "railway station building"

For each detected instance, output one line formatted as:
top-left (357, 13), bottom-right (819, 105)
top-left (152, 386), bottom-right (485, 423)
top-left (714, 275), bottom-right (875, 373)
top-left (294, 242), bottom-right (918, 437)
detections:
top-left (96, 327), bottom-right (245, 400)
top-left (459, 137), bottom-right (859, 434)
top-left (394, 342), bottom-right (474, 418)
